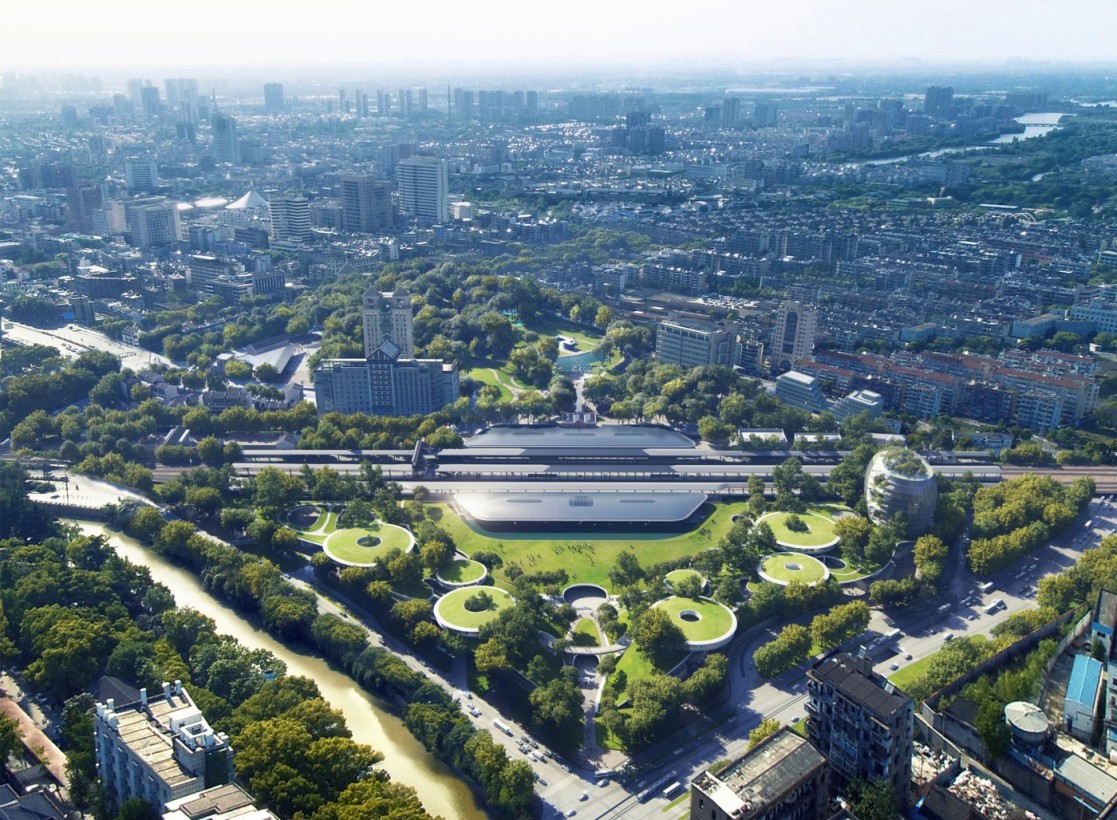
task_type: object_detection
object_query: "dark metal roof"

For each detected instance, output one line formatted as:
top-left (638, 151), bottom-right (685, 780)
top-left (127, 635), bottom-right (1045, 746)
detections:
top-left (809, 653), bottom-right (912, 718)
top-left (455, 490), bottom-right (707, 523)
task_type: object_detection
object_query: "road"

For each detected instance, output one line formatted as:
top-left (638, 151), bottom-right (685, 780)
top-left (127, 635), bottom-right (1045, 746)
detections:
top-left (1, 318), bottom-right (171, 368)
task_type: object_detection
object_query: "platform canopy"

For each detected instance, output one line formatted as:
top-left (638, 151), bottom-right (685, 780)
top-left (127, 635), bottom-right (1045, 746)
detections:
top-left (455, 490), bottom-right (707, 524)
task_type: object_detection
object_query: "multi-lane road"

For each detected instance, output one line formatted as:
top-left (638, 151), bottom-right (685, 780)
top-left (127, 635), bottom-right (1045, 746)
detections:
top-left (1, 318), bottom-right (171, 368)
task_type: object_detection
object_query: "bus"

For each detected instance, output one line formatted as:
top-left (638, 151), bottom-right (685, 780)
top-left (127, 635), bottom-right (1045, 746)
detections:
top-left (662, 782), bottom-right (684, 799)
top-left (492, 719), bottom-right (513, 737)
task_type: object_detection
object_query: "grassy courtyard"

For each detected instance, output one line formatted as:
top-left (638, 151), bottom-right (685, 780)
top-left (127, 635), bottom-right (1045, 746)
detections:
top-left (651, 596), bottom-right (735, 643)
top-left (572, 618), bottom-right (603, 648)
top-left (758, 506), bottom-right (845, 549)
top-left (323, 522), bottom-right (414, 566)
top-left (427, 501), bottom-right (750, 589)
top-left (434, 586), bottom-right (514, 632)
top-left (666, 568), bottom-right (704, 589)
top-left (437, 558), bottom-right (487, 585)
top-left (759, 553), bottom-right (828, 584)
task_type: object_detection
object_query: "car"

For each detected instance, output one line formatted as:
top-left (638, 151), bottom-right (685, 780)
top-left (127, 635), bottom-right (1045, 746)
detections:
top-left (579, 792), bottom-right (588, 801)
top-left (791, 715), bottom-right (801, 724)
top-left (944, 632), bottom-right (955, 641)
top-left (567, 811), bottom-right (577, 818)
top-left (537, 776), bottom-right (548, 787)
top-left (890, 662), bottom-right (900, 671)
top-left (462, 691), bottom-right (473, 700)
top-left (904, 653), bottom-right (913, 660)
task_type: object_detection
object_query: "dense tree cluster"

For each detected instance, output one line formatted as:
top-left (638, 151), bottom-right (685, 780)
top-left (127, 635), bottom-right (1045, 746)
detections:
top-left (115, 505), bottom-right (536, 818)
top-left (967, 475), bottom-right (1092, 574)
top-left (753, 601), bottom-right (870, 678)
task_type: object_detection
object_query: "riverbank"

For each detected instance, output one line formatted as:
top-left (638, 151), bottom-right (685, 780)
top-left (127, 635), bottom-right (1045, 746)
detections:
top-left (72, 521), bottom-right (486, 820)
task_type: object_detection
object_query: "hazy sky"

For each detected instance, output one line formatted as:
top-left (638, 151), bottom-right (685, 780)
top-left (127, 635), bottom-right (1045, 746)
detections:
top-left (8, 0), bottom-right (1117, 74)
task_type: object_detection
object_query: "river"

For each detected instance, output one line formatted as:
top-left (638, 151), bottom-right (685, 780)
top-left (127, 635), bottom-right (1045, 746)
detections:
top-left (72, 522), bottom-right (484, 820)
top-left (864, 112), bottom-right (1067, 166)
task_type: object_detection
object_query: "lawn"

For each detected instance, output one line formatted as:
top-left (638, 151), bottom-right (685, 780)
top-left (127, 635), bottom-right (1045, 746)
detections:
top-left (427, 501), bottom-right (750, 589)
top-left (434, 586), bottom-right (515, 632)
top-left (666, 568), bottom-right (704, 589)
top-left (759, 553), bottom-right (828, 584)
top-left (652, 596), bottom-right (735, 643)
top-left (572, 618), bottom-right (603, 647)
top-left (323, 522), bottom-right (414, 566)
top-left (758, 508), bottom-right (843, 549)
top-left (888, 651), bottom-right (938, 692)
top-left (467, 366), bottom-right (517, 400)
top-left (437, 558), bottom-right (487, 585)
top-left (523, 315), bottom-right (604, 354)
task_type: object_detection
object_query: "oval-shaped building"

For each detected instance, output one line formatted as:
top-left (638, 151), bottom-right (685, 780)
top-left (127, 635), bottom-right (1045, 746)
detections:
top-left (864, 447), bottom-right (937, 537)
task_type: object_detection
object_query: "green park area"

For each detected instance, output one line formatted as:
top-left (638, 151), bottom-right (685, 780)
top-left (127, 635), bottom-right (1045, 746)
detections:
top-left (651, 596), bottom-right (735, 643)
top-left (666, 568), bottom-right (704, 590)
top-left (427, 501), bottom-right (750, 589)
top-left (572, 618), bottom-right (603, 648)
top-left (758, 506), bottom-right (844, 549)
top-left (437, 558), bottom-right (487, 585)
top-left (466, 365), bottom-right (526, 400)
top-left (759, 553), bottom-right (828, 584)
top-left (525, 315), bottom-right (605, 353)
top-left (322, 522), bottom-right (414, 566)
top-left (434, 586), bottom-right (515, 632)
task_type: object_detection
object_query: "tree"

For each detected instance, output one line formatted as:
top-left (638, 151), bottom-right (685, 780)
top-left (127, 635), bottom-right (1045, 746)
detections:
top-left (529, 677), bottom-right (583, 729)
top-left (848, 779), bottom-right (900, 820)
top-left (0, 715), bottom-right (21, 764)
top-left (608, 550), bottom-right (644, 589)
top-left (747, 718), bottom-right (781, 749)
top-left (834, 515), bottom-right (872, 565)
top-left (253, 467), bottom-right (306, 520)
top-left (420, 539), bottom-right (454, 572)
top-left (631, 608), bottom-right (686, 669)
top-left (117, 797), bottom-right (160, 820)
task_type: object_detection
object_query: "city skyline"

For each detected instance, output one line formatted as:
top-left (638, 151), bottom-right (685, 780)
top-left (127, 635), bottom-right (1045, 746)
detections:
top-left (6, 0), bottom-right (1117, 74)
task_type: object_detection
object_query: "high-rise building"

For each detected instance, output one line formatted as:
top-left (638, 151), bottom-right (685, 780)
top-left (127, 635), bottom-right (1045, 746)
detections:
top-left (211, 112), bottom-right (239, 164)
top-left (339, 174), bottom-right (392, 233)
top-left (263, 82), bottom-right (285, 113)
top-left (722, 96), bottom-right (741, 128)
top-left (377, 89), bottom-right (389, 117)
top-left (124, 156), bottom-right (159, 191)
top-left (398, 88), bottom-right (413, 118)
top-left (806, 652), bottom-right (913, 804)
top-left (924, 86), bottom-right (954, 119)
top-left (140, 85), bottom-right (161, 118)
top-left (754, 100), bottom-right (779, 126)
top-left (771, 301), bottom-right (818, 374)
top-left (397, 156), bottom-right (448, 224)
top-left (314, 341), bottom-right (458, 417)
top-left (94, 681), bottom-right (233, 814)
top-left (124, 198), bottom-right (181, 247)
top-left (655, 318), bottom-right (738, 368)
top-left (689, 727), bottom-right (829, 820)
top-left (269, 192), bottom-right (311, 244)
top-left (362, 287), bottom-right (414, 357)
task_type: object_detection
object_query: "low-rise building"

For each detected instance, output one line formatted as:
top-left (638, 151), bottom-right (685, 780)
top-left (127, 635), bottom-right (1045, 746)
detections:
top-left (95, 681), bottom-right (233, 814)
top-left (689, 727), bottom-right (829, 820)
top-left (775, 371), bottom-right (827, 413)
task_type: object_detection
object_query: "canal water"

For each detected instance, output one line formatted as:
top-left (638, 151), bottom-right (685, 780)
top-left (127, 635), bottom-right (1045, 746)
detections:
top-left (72, 522), bottom-right (484, 820)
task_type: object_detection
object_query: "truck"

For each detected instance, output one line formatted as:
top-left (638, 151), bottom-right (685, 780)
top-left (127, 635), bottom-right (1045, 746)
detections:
top-left (662, 782), bottom-right (684, 799)
top-left (979, 581), bottom-right (995, 593)
top-left (492, 719), bottom-right (513, 737)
